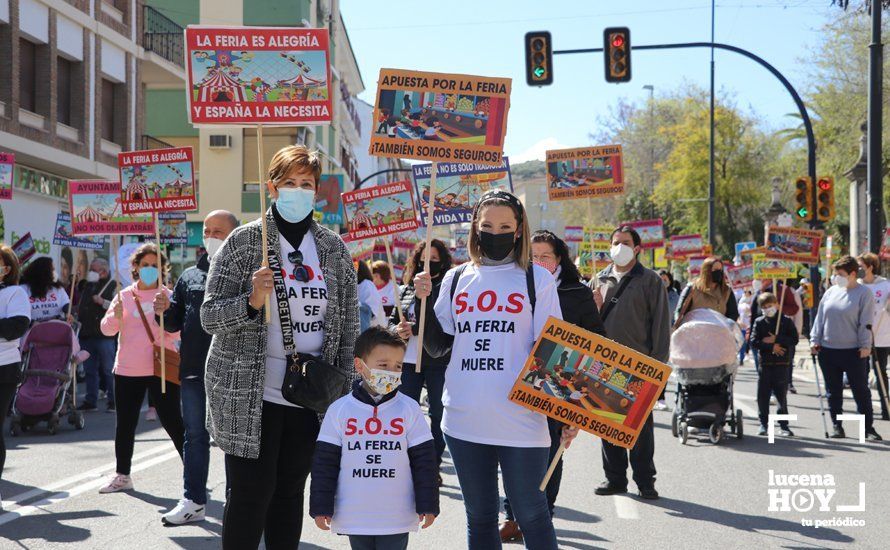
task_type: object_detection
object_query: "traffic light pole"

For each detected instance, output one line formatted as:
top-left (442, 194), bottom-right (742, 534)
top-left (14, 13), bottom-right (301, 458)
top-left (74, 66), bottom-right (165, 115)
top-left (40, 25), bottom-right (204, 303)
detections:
top-left (554, 40), bottom-right (822, 308)
top-left (868, 3), bottom-right (883, 254)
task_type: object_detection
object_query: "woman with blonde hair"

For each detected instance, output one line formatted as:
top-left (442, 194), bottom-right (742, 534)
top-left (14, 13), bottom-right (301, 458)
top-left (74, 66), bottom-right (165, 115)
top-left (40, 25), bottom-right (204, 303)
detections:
top-left (98, 243), bottom-right (183, 494)
top-left (675, 256), bottom-right (739, 324)
top-left (411, 189), bottom-right (575, 550)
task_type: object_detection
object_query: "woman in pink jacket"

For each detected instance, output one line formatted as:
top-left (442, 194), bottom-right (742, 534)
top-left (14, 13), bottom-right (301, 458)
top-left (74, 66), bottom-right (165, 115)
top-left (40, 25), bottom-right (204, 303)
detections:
top-left (98, 243), bottom-right (184, 494)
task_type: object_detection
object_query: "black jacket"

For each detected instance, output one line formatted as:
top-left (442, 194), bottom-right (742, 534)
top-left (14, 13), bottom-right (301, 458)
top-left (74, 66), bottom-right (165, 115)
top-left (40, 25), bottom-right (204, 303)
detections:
top-left (309, 380), bottom-right (440, 518)
top-left (76, 277), bottom-right (118, 338)
top-left (557, 278), bottom-right (607, 337)
top-left (159, 254), bottom-right (211, 379)
top-left (751, 313), bottom-right (799, 367)
top-left (389, 277), bottom-right (451, 369)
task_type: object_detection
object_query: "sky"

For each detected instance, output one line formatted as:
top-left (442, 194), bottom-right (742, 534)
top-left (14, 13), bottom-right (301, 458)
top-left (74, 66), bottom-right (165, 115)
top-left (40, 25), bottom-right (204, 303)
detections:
top-left (341, 0), bottom-right (839, 163)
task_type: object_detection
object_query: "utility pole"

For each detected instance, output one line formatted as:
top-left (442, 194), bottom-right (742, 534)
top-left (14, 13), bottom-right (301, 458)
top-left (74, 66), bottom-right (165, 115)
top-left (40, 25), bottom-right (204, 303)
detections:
top-left (708, 0), bottom-right (717, 248)
top-left (868, 0), bottom-right (884, 253)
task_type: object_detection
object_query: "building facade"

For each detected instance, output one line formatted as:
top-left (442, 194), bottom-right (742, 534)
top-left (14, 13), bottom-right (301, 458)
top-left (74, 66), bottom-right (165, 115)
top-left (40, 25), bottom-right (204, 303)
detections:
top-left (0, 0), bottom-right (177, 277)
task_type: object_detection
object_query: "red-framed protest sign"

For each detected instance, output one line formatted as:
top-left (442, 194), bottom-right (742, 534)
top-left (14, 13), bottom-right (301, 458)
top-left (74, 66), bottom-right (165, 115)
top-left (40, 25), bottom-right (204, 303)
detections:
top-left (118, 147), bottom-right (197, 214)
top-left (0, 152), bottom-right (13, 200)
top-left (546, 145), bottom-right (624, 201)
top-left (621, 218), bottom-right (664, 249)
top-left (763, 226), bottom-right (823, 265)
top-left (185, 26), bottom-right (333, 126)
top-left (68, 180), bottom-right (155, 236)
top-left (342, 180), bottom-right (420, 241)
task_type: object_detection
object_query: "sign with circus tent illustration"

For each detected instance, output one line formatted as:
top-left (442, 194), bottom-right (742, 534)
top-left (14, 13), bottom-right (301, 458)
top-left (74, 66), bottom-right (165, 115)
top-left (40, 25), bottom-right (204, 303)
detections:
top-left (185, 26), bottom-right (332, 126)
top-left (411, 158), bottom-right (513, 225)
top-left (118, 147), bottom-right (196, 214)
top-left (68, 180), bottom-right (155, 236)
top-left (342, 180), bottom-right (420, 240)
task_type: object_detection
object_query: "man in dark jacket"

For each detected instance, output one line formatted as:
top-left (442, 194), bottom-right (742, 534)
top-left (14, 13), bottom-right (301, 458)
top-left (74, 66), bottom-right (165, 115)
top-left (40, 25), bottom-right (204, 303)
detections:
top-left (590, 226), bottom-right (670, 500)
top-left (77, 258), bottom-right (117, 412)
top-left (154, 210), bottom-right (237, 525)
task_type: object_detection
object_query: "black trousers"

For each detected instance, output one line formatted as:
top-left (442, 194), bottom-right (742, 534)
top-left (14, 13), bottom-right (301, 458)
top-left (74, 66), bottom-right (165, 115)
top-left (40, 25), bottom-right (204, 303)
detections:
top-left (818, 348), bottom-right (874, 429)
top-left (0, 376), bottom-right (18, 480)
top-left (757, 364), bottom-right (790, 428)
top-left (873, 347), bottom-right (889, 416)
top-left (602, 414), bottom-right (655, 489)
top-left (114, 374), bottom-right (184, 475)
top-left (223, 401), bottom-right (319, 550)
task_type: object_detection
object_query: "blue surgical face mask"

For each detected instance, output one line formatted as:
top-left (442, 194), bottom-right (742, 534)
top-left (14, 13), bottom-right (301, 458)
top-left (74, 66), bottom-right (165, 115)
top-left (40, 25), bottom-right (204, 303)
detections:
top-left (138, 266), bottom-right (159, 286)
top-left (275, 187), bottom-right (315, 223)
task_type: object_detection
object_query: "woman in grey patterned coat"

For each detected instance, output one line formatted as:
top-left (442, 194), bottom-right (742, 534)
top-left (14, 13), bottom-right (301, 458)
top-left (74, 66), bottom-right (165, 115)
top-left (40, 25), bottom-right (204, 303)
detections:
top-left (201, 145), bottom-right (358, 550)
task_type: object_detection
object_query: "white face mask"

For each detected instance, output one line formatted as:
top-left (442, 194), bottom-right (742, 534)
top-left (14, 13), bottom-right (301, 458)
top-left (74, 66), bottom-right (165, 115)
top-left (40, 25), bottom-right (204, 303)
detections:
top-left (86, 271), bottom-right (101, 283)
top-left (609, 243), bottom-right (635, 267)
top-left (361, 361), bottom-right (401, 395)
top-left (752, 279), bottom-right (763, 292)
top-left (763, 307), bottom-right (778, 318)
top-left (831, 274), bottom-right (848, 288)
top-left (203, 237), bottom-right (224, 260)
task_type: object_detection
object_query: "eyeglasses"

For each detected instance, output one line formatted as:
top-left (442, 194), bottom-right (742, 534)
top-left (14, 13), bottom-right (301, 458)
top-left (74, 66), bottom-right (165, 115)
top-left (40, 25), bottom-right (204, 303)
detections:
top-left (287, 250), bottom-right (310, 282)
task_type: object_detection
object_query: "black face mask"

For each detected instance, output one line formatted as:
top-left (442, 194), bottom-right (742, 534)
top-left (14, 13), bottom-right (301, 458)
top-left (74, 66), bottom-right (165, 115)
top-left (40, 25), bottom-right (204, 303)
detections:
top-left (428, 260), bottom-right (443, 276)
top-left (479, 231), bottom-right (516, 261)
top-left (857, 267), bottom-right (866, 279)
top-left (711, 270), bottom-right (724, 284)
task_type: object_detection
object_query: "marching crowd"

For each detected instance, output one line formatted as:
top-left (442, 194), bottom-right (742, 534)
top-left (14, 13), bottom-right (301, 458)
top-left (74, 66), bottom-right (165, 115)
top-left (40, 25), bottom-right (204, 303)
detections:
top-left (0, 144), bottom-right (887, 550)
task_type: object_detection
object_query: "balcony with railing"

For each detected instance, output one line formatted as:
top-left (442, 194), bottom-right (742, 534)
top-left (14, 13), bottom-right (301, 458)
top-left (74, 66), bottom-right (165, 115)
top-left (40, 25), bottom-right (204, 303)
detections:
top-left (141, 5), bottom-right (186, 86)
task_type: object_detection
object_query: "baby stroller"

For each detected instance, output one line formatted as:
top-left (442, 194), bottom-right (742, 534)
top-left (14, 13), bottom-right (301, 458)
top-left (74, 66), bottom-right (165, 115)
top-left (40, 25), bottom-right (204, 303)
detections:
top-left (669, 309), bottom-right (744, 445)
top-left (9, 320), bottom-right (88, 436)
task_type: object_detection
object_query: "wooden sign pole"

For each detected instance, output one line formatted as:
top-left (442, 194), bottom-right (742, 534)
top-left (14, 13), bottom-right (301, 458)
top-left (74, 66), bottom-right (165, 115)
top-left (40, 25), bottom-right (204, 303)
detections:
top-left (539, 443), bottom-right (566, 490)
top-left (154, 213), bottom-right (167, 393)
top-left (257, 124), bottom-right (272, 323)
top-left (415, 162), bottom-right (439, 373)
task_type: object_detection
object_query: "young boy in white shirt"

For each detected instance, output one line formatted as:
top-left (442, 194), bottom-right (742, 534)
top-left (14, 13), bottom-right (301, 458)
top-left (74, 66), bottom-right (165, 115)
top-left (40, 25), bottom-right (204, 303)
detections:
top-left (310, 326), bottom-right (439, 549)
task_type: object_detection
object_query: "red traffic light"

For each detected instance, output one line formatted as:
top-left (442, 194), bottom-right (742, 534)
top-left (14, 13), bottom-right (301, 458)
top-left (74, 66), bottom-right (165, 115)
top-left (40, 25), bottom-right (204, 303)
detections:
top-left (611, 35), bottom-right (625, 48)
top-left (817, 179), bottom-right (832, 190)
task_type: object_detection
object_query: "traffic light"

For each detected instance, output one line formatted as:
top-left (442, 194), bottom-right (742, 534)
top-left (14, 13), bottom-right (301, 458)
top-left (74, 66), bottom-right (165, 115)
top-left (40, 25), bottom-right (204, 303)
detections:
top-left (794, 176), bottom-right (813, 221)
top-left (815, 176), bottom-right (836, 222)
top-left (604, 27), bottom-right (631, 83)
top-left (525, 31), bottom-right (553, 86)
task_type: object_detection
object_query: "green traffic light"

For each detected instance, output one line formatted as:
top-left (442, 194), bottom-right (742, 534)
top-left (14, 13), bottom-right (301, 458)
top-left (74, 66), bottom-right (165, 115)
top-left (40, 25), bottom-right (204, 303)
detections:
top-left (797, 207), bottom-right (808, 217)
top-left (533, 66), bottom-right (545, 78)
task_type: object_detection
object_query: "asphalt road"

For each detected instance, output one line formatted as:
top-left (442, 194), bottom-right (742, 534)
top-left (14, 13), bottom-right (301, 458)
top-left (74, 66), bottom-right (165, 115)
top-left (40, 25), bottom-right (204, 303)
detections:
top-left (1, 343), bottom-right (888, 549)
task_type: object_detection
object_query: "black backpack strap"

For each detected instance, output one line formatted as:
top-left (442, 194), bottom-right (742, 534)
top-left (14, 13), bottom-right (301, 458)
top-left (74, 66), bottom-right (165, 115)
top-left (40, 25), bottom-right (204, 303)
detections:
top-left (450, 263), bottom-right (469, 305)
top-left (526, 265), bottom-right (536, 315)
top-left (600, 275), bottom-right (632, 322)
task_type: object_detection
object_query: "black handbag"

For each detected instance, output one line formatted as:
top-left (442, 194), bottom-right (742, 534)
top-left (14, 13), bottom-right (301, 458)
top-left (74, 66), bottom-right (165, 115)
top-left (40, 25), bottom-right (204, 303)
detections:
top-left (267, 237), bottom-right (346, 412)
top-left (281, 352), bottom-right (347, 413)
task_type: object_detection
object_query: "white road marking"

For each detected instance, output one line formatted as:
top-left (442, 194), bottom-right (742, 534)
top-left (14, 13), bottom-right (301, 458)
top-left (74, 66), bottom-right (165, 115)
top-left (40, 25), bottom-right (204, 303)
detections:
top-left (613, 495), bottom-right (639, 519)
top-left (0, 442), bottom-right (176, 513)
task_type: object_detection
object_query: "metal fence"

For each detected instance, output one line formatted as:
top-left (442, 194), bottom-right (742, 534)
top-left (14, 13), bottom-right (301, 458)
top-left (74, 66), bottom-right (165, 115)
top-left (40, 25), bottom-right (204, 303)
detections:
top-left (143, 5), bottom-right (184, 67)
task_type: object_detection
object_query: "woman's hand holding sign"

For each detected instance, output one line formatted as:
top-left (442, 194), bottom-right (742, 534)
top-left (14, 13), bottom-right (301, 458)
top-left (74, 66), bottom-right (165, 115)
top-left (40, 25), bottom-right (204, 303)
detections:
top-left (561, 425), bottom-right (580, 449)
top-left (249, 266), bottom-right (275, 311)
top-left (396, 321), bottom-right (413, 341)
top-left (413, 271), bottom-right (432, 300)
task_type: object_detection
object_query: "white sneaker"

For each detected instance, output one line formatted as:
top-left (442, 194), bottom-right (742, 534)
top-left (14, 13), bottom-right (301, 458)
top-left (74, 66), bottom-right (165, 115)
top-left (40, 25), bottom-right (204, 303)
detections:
top-left (99, 474), bottom-right (133, 494)
top-left (654, 400), bottom-right (668, 411)
top-left (99, 390), bottom-right (107, 400)
top-left (161, 498), bottom-right (206, 525)
top-left (145, 407), bottom-right (158, 421)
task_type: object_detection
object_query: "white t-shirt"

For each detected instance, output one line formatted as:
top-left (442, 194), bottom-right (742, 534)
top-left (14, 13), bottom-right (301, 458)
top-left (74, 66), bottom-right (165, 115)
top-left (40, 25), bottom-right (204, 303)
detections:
top-left (21, 284), bottom-right (70, 322)
top-left (264, 233), bottom-right (328, 406)
top-left (317, 391), bottom-right (433, 535)
top-left (358, 279), bottom-right (386, 328)
top-left (378, 280), bottom-right (397, 310)
top-left (434, 263), bottom-right (563, 447)
top-left (862, 276), bottom-right (890, 347)
top-left (0, 285), bottom-right (31, 364)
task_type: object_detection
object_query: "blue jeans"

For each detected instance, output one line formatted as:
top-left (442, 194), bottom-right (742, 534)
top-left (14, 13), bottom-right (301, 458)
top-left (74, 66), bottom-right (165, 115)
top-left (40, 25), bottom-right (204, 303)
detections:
top-left (348, 533), bottom-right (409, 550)
top-left (181, 376), bottom-right (210, 504)
top-left (445, 434), bottom-right (557, 550)
top-left (399, 365), bottom-right (445, 465)
top-left (80, 337), bottom-right (116, 406)
top-left (504, 417), bottom-right (562, 521)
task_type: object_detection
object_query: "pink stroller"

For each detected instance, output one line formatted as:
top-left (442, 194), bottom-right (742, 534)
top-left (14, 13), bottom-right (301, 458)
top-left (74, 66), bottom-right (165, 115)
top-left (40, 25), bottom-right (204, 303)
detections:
top-left (9, 320), bottom-right (89, 435)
